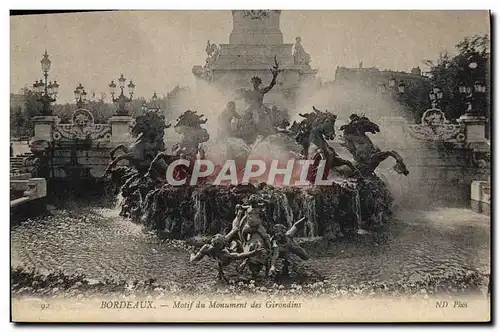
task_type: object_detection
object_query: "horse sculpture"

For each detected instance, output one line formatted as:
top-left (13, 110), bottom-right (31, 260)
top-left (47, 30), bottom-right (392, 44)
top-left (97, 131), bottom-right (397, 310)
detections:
top-left (296, 106), bottom-right (360, 180)
top-left (339, 114), bottom-right (409, 177)
top-left (147, 110), bottom-right (210, 182)
top-left (103, 112), bottom-right (170, 176)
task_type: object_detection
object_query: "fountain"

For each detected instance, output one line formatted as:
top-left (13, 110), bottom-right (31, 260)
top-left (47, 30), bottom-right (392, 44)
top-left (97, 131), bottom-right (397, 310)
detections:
top-left (106, 10), bottom-right (396, 241)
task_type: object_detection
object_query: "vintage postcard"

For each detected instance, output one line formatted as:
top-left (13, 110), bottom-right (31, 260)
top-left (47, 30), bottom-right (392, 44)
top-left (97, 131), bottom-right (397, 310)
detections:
top-left (10, 9), bottom-right (491, 323)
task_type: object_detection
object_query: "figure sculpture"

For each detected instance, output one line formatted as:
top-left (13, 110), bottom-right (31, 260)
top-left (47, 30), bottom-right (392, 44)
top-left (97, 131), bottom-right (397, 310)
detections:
top-left (202, 40), bottom-right (220, 81)
top-left (292, 37), bottom-right (311, 66)
top-left (339, 114), bottom-right (409, 177)
top-left (268, 217), bottom-right (309, 277)
top-left (223, 197), bottom-right (273, 278)
top-left (217, 101), bottom-right (241, 138)
top-left (189, 233), bottom-right (265, 283)
top-left (146, 110), bottom-right (210, 183)
top-left (295, 106), bottom-right (360, 180)
top-left (235, 56), bottom-right (281, 140)
top-left (103, 112), bottom-right (170, 176)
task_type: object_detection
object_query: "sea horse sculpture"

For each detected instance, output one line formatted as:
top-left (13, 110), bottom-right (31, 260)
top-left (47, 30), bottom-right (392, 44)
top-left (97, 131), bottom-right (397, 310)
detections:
top-left (296, 106), bottom-right (360, 181)
top-left (340, 114), bottom-right (409, 177)
top-left (103, 112), bottom-right (170, 176)
top-left (147, 110), bottom-right (210, 182)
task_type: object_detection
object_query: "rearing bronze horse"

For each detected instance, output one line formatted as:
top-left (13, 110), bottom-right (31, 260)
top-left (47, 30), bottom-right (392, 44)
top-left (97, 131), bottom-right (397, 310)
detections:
top-left (295, 106), bottom-right (360, 178)
top-left (103, 112), bottom-right (170, 176)
top-left (147, 110), bottom-right (210, 181)
top-left (340, 114), bottom-right (409, 177)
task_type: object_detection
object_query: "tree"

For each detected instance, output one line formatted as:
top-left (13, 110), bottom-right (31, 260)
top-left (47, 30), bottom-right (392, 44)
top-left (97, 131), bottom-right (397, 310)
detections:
top-left (424, 34), bottom-right (490, 121)
top-left (10, 106), bottom-right (26, 137)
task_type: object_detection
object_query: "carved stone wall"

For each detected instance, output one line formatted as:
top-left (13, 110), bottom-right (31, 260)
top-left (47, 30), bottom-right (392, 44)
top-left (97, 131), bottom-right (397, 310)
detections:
top-left (30, 109), bottom-right (134, 179)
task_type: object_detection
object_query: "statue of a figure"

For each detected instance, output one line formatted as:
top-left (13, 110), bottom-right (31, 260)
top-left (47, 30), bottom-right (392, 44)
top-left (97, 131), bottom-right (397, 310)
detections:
top-left (268, 218), bottom-right (309, 277)
top-left (292, 37), bottom-right (311, 66)
top-left (237, 56), bottom-right (280, 113)
top-left (217, 101), bottom-right (241, 138)
top-left (202, 40), bottom-right (220, 81)
top-left (189, 233), bottom-right (265, 283)
top-left (205, 40), bottom-right (220, 66)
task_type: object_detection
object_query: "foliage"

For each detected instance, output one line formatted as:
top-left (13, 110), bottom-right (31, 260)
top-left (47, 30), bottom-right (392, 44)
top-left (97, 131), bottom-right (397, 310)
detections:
top-left (10, 85), bottom-right (184, 138)
top-left (424, 34), bottom-right (490, 121)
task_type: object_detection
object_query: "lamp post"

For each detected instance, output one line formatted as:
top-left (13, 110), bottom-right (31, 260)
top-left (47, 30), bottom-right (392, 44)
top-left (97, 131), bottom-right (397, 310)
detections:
top-left (108, 74), bottom-right (135, 115)
top-left (74, 83), bottom-right (88, 109)
top-left (32, 50), bottom-right (59, 116)
top-left (141, 92), bottom-right (161, 113)
top-left (458, 61), bottom-right (486, 117)
top-left (428, 86), bottom-right (443, 109)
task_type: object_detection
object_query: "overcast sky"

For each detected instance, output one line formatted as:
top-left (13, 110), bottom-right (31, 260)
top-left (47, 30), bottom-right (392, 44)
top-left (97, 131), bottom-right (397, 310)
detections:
top-left (10, 10), bottom-right (490, 103)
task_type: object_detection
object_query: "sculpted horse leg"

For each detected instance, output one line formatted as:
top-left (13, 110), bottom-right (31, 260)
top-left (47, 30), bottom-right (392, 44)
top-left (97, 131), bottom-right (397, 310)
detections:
top-left (109, 144), bottom-right (128, 160)
top-left (104, 153), bottom-right (136, 175)
top-left (370, 150), bottom-right (409, 176)
top-left (330, 155), bottom-right (362, 177)
top-left (147, 153), bottom-right (171, 179)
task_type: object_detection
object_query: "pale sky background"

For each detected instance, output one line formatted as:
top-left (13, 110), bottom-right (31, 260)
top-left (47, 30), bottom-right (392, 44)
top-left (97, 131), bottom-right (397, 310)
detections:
top-left (10, 10), bottom-right (490, 103)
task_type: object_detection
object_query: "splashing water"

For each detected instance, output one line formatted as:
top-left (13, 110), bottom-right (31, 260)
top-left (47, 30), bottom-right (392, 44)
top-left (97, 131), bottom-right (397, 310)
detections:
top-left (192, 191), bottom-right (208, 235)
top-left (273, 192), bottom-right (295, 227)
top-left (302, 191), bottom-right (317, 237)
top-left (115, 192), bottom-right (124, 211)
top-left (353, 187), bottom-right (362, 230)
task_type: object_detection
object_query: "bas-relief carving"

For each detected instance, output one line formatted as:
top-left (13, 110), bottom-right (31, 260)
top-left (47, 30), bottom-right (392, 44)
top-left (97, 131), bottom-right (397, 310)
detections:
top-left (405, 108), bottom-right (464, 142)
top-left (52, 109), bottom-right (111, 142)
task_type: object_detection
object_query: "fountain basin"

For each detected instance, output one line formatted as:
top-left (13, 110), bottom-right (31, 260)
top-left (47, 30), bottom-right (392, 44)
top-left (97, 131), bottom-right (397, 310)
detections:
top-left (113, 167), bottom-right (393, 240)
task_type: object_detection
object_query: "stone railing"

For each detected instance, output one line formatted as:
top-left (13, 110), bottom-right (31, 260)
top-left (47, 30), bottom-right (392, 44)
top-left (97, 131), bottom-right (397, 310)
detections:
top-left (30, 108), bottom-right (135, 179)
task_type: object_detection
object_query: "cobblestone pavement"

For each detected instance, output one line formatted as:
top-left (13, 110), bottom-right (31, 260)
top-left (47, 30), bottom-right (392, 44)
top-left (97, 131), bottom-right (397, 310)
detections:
top-left (11, 205), bottom-right (490, 289)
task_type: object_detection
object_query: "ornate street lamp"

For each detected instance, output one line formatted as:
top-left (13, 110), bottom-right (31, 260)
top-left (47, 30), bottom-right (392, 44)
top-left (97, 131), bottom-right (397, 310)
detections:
top-left (109, 74), bottom-right (135, 115)
top-left (32, 50), bottom-right (59, 115)
top-left (458, 60), bottom-right (486, 116)
top-left (397, 80), bottom-right (406, 94)
top-left (141, 92), bottom-right (161, 113)
top-left (74, 83), bottom-right (88, 109)
top-left (388, 77), bottom-right (396, 88)
top-left (429, 86), bottom-right (443, 109)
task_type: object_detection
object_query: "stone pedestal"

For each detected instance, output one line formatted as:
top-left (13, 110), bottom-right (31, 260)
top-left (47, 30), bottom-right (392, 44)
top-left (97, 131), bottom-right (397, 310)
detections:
top-left (229, 10), bottom-right (283, 45)
top-left (470, 180), bottom-right (490, 215)
top-left (193, 10), bottom-right (318, 109)
top-left (457, 114), bottom-right (487, 143)
top-left (31, 116), bottom-right (60, 141)
top-left (108, 115), bottom-right (134, 143)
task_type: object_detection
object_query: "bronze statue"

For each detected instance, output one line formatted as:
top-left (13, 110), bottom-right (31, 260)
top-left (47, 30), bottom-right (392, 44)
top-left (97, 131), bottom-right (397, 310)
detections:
top-left (234, 56), bottom-right (281, 141)
top-left (189, 233), bottom-right (265, 283)
top-left (296, 106), bottom-right (360, 180)
top-left (339, 114), bottom-right (409, 177)
top-left (238, 56), bottom-right (280, 111)
top-left (146, 110), bottom-right (210, 182)
top-left (223, 198), bottom-right (273, 278)
top-left (103, 112), bottom-right (170, 176)
top-left (173, 110), bottom-right (210, 157)
top-left (268, 217), bottom-right (309, 277)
